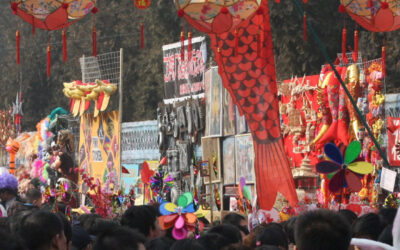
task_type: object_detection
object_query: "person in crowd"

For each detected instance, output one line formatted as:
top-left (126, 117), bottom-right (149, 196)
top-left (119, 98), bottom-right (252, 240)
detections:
top-left (19, 210), bottom-right (67, 250)
top-left (256, 224), bottom-right (288, 250)
top-left (170, 238), bottom-right (207, 250)
top-left (352, 213), bottom-right (385, 241)
top-left (29, 178), bottom-right (42, 190)
top-left (338, 209), bottom-right (358, 225)
top-left (222, 212), bottom-right (249, 239)
top-left (283, 216), bottom-right (297, 249)
top-left (0, 173), bottom-right (24, 216)
top-left (377, 224), bottom-right (393, 246)
top-left (71, 225), bottom-right (93, 250)
top-left (145, 236), bottom-right (174, 250)
top-left (197, 233), bottom-right (231, 250)
top-left (255, 246), bottom-right (282, 250)
top-left (378, 208), bottom-right (397, 227)
top-left (208, 224), bottom-right (242, 245)
top-left (294, 209), bottom-right (351, 250)
top-left (57, 213), bottom-right (73, 250)
top-left (121, 205), bottom-right (162, 240)
top-left (86, 218), bottom-right (119, 237)
top-left (93, 226), bottom-right (146, 250)
top-left (24, 188), bottom-right (42, 210)
top-left (243, 224), bottom-right (268, 248)
top-left (0, 228), bottom-right (22, 250)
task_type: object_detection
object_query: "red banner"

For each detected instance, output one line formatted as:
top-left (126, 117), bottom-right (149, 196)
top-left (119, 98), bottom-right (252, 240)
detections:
top-left (387, 116), bottom-right (400, 166)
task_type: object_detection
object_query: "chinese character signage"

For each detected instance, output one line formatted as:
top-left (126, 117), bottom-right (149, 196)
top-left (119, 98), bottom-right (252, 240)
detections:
top-left (162, 36), bottom-right (207, 100)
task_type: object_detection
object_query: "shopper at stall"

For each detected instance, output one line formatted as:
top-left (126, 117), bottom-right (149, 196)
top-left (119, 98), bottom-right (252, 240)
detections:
top-left (121, 205), bottom-right (162, 240)
top-left (0, 173), bottom-right (24, 216)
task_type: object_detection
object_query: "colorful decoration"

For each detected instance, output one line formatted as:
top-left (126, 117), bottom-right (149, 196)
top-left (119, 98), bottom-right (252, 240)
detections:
top-left (339, 0), bottom-right (400, 32)
top-left (63, 80), bottom-right (118, 117)
top-left (6, 138), bottom-right (20, 175)
top-left (159, 192), bottom-right (200, 240)
top-left (150, 170), bottom-right (173, 197)
top-left (178, 0), bottom-right (298, 210)
top-left (316, 141), bottom-right (374, 193)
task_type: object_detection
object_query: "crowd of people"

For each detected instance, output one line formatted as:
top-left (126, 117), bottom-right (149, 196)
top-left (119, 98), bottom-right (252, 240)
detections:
top-left (0, 171), bottom-right (399, 250)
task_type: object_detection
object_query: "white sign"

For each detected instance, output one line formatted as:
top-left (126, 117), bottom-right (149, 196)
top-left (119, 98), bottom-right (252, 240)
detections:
top-left (380, 167), bottom-right (397, 192)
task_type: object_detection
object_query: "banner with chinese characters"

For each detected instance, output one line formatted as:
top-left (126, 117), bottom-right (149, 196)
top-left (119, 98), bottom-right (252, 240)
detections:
top-left (79, 111), bottom-right (120, 184)
top-left (121, 121), bottom-right (159, 164)
top-left (162, 36), bottom-right (207, 100)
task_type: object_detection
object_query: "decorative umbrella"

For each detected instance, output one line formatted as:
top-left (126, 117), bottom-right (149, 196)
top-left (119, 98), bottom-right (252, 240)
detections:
top-left (10, 0), bottom-right (98, 75)
top-left (340, 0), bottom-right (400, 32)
top-left (316, 141), bottom-right (374, 193)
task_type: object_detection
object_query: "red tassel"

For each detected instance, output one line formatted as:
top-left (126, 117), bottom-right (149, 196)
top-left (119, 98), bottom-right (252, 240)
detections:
top-left (16, 30), bottom-right (20, 65)
top-left (234, 29), bottom-right (239, 56)
top-left (367, 0), bottom-right (374, 8)
top-left (47, 45), bottom-right (51, 78)
top-left (342, 28), bottom-right (348, 64)
top-left (303, 12), bottom-right (307, 42)
top-left (92, 26), bottom-right (97, 57)
top-left (381, 1), bottom-right (389, 9)
top-left (11, 2), bottom-right (18, 15)
top-left (382, 45), bottom-right (386, 77)
top-left (62, 29), bottom-right (67, 62)
top-left (338, 4), bottom-right (346, 13)
top-left (180, 30), bottom-right (185, 61)
top-left (188, 31), bottom-right (192, 61)
top-left (303, 0), bottom-right (308, 3)
top-left (140, 23), bottom-right (144, 49)
top-left (352, 30), bottom-right (358, 62)
top-left (275, 0), bottom-right (280, 3)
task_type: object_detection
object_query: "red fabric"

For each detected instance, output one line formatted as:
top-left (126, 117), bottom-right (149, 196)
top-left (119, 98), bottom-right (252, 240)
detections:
top-left (303, 13), bottom-right (307, 41)
top-left (382, 46), bottom-right (386, 76)
top-left (184, 0), bottom-right (298, 209)
top-left (140, 23), bottom-right (144, 49)
top-left (347, 7), bottom-right (400, 32)
top-left (342, 28), bottom-right (348, 64)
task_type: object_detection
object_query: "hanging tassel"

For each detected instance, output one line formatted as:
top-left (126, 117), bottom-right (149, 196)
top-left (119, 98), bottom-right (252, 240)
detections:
top-left (62, 29), bottom-right (67, 62)
top-left (180, 30), bottom-right (185, 61)
top-left (234, 29), bottom-right (239, 56)
top-left (16, 30), bottom-right (20, 65)
top-left (303, 12), bottom-right (307, 42)
top-left (342, 28), bottom-right (348, 64)
top-left (303, 0), bottom-right (308, 3)
top-left (47, 45), bottom-right (51, 78)
top-left (92, 26), bottom-right (97, 57)
top-left (382, 45), bottom-right (386, 77)
top-left (352, 30), bottom-right (358, 62)
top-left (188, 31), bottom-right (192, 61)
top-left (140, 23), bottom-right (144, 49)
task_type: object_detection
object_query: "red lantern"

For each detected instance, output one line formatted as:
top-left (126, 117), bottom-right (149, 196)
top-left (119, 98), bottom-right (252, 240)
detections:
top-left (134, 0), bottom-right (151, 10)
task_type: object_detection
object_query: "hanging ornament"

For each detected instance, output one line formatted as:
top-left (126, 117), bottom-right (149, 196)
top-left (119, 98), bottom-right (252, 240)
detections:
top-left (352, 30), bottom-right (358, 62)
top-left (188, 31), bottom-right (192, 61)
top-left (134, 0), bottom-right (151, 9)
top-left (140, 23), bottom-right (144, 49)
top-left (16, 30), bottom-right (20, 65)
top-left (91, 6), bottom-right (98, 57)
top-left (62, 29), bottom-right (67, 62)
top-left (180, 30), bottom-right (185, 61)
top-left (342, 27), bottom-right (348, 64)
top-left (47, 44), bottom-right (51, 77)
top-left (382, 44), bottom-right (386, 77)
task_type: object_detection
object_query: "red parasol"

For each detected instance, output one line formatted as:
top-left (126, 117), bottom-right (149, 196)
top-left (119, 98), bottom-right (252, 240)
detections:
top-left (11, 0), bottom-right (96, 31)
top-left (340, 0), bottom-right (400, 32)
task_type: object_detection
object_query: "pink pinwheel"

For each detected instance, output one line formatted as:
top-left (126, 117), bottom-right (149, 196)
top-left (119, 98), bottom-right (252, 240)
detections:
top-left (316, 141), bottom-right (374, 193)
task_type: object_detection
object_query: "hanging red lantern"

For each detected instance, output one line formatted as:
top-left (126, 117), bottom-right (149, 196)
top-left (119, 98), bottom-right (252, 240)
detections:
top-left (134, 0), bottom-right (151, 10)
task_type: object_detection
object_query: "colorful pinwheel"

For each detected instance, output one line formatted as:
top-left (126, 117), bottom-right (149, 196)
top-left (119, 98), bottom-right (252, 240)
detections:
top-left (150, 170), bottom-right (174, 196)
top-left (316, 141), bottom-right (374, 193)
top-left (159, 192), bottom-right (199, 240)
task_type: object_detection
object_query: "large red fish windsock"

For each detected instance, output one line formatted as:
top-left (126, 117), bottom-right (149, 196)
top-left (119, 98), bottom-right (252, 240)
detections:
top-left (180, 0), bottom-right (298, 209)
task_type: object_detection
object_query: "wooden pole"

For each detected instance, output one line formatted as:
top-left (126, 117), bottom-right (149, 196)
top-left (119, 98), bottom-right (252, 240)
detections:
top-left (209, 160), bottom-right (214, 226)
top-left (118, 48), bottom-right (123, 186)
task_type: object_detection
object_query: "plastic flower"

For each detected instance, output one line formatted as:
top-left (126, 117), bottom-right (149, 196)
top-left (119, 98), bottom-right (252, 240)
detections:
top-left (150, 170), bottom-right (173, 196)
top-left (316, 141), bottom-right (373, 193)
top-left (158, 192), bottom-right (199, 240)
